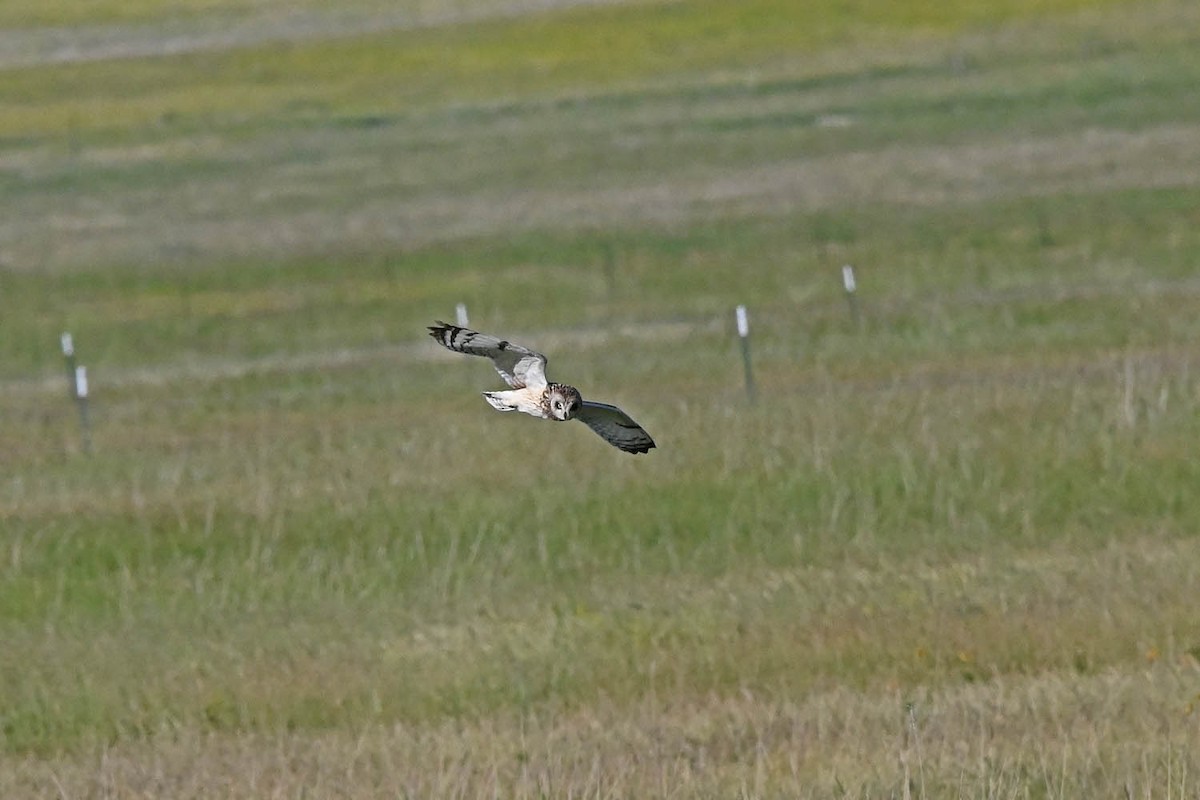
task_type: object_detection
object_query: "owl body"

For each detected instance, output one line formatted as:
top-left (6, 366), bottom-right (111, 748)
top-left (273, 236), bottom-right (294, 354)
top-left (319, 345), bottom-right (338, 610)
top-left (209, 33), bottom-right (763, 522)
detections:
top-left (428, 322), bottom-right (655, 454)
top-left (483, 383), bottom-right (581, 421)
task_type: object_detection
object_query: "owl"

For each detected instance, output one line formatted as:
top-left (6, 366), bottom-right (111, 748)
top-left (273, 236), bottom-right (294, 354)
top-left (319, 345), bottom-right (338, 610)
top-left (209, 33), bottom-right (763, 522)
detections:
top-left (427, 322), bottom-right (656, 454)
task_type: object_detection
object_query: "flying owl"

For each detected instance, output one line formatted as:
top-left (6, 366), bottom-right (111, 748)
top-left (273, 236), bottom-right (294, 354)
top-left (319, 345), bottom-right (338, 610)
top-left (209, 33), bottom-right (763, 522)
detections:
top-left (427, 321), bottom-right (656, 454)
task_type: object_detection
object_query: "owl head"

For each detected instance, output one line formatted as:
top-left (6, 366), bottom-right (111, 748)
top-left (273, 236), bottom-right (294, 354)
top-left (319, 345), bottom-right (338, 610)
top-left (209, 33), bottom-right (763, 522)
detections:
top-left (547, 384), bottom-right (583, 421)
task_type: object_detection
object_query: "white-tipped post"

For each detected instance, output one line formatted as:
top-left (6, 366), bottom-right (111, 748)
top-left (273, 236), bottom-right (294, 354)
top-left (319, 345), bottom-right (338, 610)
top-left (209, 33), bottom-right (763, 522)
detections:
top-left (74, 365), bottom-right (92, 454)
top-left (842, 264), bottom-right (861, 327)
top-left (455, 303), bottom-right (469, 328)
top-left (735, 305), bottom-right (755, 402)
top-left (61, 331), bottom-right (78, 399)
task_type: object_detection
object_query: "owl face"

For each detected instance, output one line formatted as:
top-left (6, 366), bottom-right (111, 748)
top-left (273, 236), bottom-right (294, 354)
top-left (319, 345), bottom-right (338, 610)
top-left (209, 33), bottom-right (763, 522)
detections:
top-left (546, 384), bottom-right (583, 421)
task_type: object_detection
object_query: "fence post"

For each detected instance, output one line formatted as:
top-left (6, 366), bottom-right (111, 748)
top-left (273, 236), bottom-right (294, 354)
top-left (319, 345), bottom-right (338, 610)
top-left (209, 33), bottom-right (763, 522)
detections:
top-left (736, 304), bottom-right (756, 402)
top-left (75, 365), bottom-right (92, 455)
top-left (61, 332), bottom-right (78, 399)
top-left (842, 264), bottom-right (861, 328)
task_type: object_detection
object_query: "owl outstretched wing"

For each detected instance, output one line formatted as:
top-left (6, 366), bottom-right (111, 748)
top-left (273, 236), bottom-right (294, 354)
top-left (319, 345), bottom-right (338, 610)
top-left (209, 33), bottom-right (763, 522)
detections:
top-left (576, 401), bottom-right (656, 454)
top-left (427, 322), bottom-right (548, 389)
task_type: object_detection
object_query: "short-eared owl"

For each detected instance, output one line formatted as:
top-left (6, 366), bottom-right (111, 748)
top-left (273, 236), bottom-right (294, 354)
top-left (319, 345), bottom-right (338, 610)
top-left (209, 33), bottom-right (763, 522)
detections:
top-left (427, 322), bottom-right (656, 454)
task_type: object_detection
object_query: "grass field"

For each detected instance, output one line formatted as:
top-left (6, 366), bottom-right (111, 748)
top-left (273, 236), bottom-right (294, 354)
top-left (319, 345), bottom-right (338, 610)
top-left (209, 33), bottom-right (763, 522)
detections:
top-left (3, 0), bottom-right (1200, 796)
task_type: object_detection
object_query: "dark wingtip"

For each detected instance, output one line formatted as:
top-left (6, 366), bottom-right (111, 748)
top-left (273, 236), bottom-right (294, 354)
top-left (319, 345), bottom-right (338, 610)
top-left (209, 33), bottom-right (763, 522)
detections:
top-left (626, 439), bottom-right (656, 455)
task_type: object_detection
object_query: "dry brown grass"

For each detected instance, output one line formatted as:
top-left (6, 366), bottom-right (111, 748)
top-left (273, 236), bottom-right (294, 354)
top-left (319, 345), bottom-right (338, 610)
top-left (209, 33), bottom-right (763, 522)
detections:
top-left (0, 0), bottom-right (641, 67)
top-left (4, 531), bottom-right (1199, 798)
top-left (8, 664), bottom-right (1197, 798)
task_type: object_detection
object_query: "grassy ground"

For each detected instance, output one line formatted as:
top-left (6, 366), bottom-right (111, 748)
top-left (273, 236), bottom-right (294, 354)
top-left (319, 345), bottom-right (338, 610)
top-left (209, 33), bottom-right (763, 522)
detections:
top-left (2, 0), bottom-right (1200, 796)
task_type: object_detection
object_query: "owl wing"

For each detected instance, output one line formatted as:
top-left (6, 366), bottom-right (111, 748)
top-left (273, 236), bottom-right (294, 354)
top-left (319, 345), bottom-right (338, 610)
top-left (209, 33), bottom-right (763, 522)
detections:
top-left (576, 401), bottom-right (656, 454)
top-left (427, 322), bottom-right (548, 390)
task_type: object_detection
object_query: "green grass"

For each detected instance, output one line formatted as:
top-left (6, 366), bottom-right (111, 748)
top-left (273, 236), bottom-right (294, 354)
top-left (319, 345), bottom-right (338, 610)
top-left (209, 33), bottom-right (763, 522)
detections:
top-left (0, 0), bottom-right (1185, 139)
top-left (3, 0), bottom-right (1200, 795)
